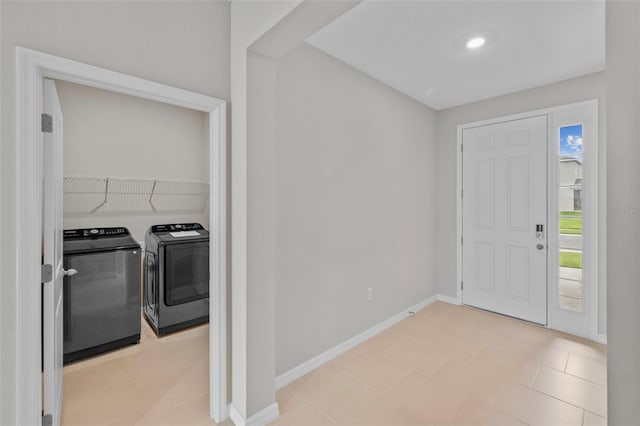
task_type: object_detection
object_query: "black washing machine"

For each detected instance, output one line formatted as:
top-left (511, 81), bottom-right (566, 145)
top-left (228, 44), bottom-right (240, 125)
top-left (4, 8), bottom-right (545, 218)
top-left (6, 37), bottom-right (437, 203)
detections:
top-left (144, 223), bottom-right (209, 336)
top-left (63, 227), bottom-right (141, 363)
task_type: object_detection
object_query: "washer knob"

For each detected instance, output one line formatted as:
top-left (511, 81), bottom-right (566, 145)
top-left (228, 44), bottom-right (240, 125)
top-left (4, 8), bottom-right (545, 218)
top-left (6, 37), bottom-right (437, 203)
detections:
top-left (90, 229), bottom-right (99, 235)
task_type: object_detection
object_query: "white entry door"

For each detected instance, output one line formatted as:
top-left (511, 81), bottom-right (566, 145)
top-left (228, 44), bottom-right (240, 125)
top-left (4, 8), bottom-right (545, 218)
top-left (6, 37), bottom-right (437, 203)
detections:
top-left (43, 78), bottom-right (64, 426)
top-left (462, 115), bottom-right (548, 324)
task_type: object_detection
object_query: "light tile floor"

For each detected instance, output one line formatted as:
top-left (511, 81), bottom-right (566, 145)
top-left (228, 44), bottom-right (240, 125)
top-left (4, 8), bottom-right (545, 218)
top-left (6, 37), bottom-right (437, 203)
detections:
top-left (274, 302), bottom-right (607, 426)
top-left (61, 303), bottom-right (607, 426)
top-left (61, 319), bottom-right (227, 426)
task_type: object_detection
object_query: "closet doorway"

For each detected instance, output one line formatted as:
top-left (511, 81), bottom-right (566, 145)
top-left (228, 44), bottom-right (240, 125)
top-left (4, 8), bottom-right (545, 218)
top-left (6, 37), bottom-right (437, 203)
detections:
top-left (15, 47), bottom-right (228, 426)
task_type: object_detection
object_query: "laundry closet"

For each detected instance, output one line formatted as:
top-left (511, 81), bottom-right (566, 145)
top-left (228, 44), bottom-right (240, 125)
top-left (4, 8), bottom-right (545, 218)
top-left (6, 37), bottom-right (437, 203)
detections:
top-left (55, 79), bottom-right (211, 362)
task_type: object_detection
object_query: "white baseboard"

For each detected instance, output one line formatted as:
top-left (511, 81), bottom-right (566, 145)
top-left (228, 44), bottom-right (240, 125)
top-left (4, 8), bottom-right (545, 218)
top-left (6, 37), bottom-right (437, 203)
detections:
top-left (229, 404), bottom-right (243, 426)
top-left (229, 402), bottom-right (279, 426)
top-left (594, 333), bottom-right (607, 345)
top-left (275, 294), bottom-right (439, 390)
top-left (214, 401), bottom-right (229, 424)
top-left (436, 294), bottom-right (460, 305)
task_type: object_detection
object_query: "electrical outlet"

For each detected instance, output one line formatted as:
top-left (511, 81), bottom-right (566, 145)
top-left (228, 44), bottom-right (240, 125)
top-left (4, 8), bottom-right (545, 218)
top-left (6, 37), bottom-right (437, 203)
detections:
top-left (367, 287), bottom-right (373, 301)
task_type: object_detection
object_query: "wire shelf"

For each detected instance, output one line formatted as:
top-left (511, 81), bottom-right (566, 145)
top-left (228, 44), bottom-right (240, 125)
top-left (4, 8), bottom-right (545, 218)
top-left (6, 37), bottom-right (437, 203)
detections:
top-left (64, 176), bottom-right (210, 215)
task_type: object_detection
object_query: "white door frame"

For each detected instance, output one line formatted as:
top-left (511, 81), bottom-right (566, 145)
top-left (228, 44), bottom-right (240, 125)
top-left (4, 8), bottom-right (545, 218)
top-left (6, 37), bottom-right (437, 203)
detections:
top-left (456, 100), bottom-right (600, 341)
top-left (15, 47), bottom-right (228, 425)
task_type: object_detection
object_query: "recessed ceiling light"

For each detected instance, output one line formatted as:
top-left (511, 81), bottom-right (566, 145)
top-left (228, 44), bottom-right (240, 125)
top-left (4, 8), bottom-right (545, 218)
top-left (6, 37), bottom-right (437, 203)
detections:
top-left (466, 37), bottom-right (486, 50)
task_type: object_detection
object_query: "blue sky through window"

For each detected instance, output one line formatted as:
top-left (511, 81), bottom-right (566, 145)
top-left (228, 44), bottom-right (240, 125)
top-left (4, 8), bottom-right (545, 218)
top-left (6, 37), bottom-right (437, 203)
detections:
top-left (560, 124), bottom-right (583, 160)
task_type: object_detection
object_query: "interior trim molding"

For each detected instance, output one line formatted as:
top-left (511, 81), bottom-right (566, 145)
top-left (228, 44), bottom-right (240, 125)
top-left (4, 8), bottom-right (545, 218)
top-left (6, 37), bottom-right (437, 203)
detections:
top-left (275, 294), bottom-right (439, 390)
top-left (229, 402), bottom-right (280, 426)
top-left (436, 294), bottom-right (460, 305)
top-left (595, 333), bottom-right (607, 345)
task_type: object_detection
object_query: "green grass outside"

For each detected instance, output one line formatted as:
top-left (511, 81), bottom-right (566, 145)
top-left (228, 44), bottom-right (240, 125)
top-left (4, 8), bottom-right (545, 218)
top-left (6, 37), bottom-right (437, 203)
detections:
top-left (560, 217), bottom-right (582, 235)
top-left (560, 211), bottom-right (582, 217)
top-left (560, 251), bottom-right (582, 269)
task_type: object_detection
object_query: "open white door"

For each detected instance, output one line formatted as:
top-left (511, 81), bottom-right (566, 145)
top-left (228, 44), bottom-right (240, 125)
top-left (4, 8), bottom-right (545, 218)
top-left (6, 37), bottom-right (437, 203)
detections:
top-left (43, 78), bottom-right (64, 426)
top-left (462, 115), bottom-right (548, 325)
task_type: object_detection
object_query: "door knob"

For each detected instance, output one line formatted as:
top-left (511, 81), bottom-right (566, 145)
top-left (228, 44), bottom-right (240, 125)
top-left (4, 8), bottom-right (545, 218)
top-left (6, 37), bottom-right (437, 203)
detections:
top-left (64, 268), bottom-right (78, 277)
top-left (536, 243), bottom-right (545, 251)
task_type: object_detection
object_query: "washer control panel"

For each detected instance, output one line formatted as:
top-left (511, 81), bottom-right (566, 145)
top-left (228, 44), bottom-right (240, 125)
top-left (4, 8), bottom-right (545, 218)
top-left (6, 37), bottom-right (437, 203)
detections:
top-left (64, 227), bottom-right (130, 240)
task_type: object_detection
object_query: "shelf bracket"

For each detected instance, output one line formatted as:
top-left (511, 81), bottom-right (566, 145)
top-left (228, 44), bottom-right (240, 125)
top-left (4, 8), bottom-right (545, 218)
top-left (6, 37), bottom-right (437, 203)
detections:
top-left (89, 177), bottom-right (109, 214)
top-left (148, 179), bottom-right (158, 212)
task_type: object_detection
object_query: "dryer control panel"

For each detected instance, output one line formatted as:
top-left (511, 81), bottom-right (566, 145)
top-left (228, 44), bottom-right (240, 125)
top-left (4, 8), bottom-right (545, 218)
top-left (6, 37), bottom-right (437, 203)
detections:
top-left (151, 223), bottom-right (205, 233)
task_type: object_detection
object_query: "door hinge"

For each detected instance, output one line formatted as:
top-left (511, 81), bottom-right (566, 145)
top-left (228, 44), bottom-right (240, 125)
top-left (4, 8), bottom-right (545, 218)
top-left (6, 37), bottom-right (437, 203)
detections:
top-left (460, 189), bottom-right (463, 198)
top-left (41, 113), bottom-right (53, 133)
top-left (461, 281), bottom-right (464, 291)
top-left (460, 144), bottom-right (463, 152)
top-left (461, 236), bottom-right (463, 245)
top-left (42, 414), bottom-right (52, 426)
top-left (41, 264), bottom-right (53, 284)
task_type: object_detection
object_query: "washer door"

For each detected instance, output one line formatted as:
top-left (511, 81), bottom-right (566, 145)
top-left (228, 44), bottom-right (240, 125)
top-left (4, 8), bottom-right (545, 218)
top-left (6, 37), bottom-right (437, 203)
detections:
top-left (63, 250), bottom-right (141, 358)
top-left (164, 241), bottom-right (209, 306)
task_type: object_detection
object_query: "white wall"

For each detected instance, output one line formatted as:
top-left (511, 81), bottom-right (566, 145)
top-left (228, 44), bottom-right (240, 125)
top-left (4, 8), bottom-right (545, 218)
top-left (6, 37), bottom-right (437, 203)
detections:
top-left (275, 43), bottom-right (438, 375)
top-left (56, 80), bottom-right (209, 243)
top-left (0, 2), bottom-right (229, 424)
top-left (232, 3), bottom-right (362, 419)
top-left (246, 51), bottom-right (279, 418)
top-left (435, 72), bottom-right (607, 334)
top-left (0, 3), bottom-right (3, 423)
top-left (230, 1), bottom-right (301, 419)
top-left (605, 1), bottom-right (640, 423)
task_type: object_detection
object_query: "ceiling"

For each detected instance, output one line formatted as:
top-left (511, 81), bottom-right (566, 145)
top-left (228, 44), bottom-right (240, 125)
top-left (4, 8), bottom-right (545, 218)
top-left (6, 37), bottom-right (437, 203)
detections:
top-left (307, 1), bottom-right (605, 110)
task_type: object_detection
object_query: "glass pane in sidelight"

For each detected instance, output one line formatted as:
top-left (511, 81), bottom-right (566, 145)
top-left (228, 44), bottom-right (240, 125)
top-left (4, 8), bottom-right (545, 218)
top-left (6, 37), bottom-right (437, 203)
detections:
top-left (558, 124), bottom-right (583, 312)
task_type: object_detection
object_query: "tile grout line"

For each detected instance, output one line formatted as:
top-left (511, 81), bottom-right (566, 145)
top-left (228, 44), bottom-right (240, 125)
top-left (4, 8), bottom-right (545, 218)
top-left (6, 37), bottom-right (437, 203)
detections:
top-left (540, 361), bottom-right (607, 388)
top-left (528, 364), bottom-right (542, 388)
top-left (562, 370), bottom-right (607, 387)
top-left (529, 383), bottom-right (606, 418)
top-left (583, 408), bottom-right (608, 420)
top-left (380, 354), bottom-right (412, 394)
top-left (294, 394), bottom-right (339, 426)
top-left (492, 404), bottom-right (533, 426)
top-left (565, 351), bottom-right (608, 366)
top-left (277, 383), bottom-right (338, 425)
top-left (562, 351), bottom-right (570, 371)
top-left (378, 366), bottom-right (414, 395)
top-left (330, 357), bottom-right (397, 396)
